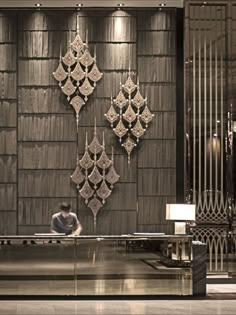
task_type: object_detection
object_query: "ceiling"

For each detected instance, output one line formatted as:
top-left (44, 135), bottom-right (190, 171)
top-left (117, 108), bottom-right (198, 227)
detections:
top-left (0, 0), bottom-right (184, 8)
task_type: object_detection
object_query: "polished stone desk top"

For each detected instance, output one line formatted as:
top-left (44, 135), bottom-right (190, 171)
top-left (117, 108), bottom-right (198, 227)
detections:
top-left (0, 234), bottom-right (193, 241)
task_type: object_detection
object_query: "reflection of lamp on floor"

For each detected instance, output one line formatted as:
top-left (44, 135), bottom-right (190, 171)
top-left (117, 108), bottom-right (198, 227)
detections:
top-left (166, 204), bottom-right (196, 235)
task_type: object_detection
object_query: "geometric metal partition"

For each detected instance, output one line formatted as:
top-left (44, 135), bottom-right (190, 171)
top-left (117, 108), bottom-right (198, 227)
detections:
top-left (192, 226), bottom-right (228, 272)
top-left (185, 3), bottom-right (229, 224)
top-left (185, 1), bottom-right (234, 272)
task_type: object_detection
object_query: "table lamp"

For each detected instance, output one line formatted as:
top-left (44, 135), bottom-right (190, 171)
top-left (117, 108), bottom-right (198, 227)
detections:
top-left (166, 204), bottom-right (196, 234)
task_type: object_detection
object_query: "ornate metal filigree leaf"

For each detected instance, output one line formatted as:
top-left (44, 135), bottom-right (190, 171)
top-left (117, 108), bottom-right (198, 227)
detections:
top-left (105, 165), bottom-right (120, 188)
top-left (71, 62), bottom-right (85, 82)
top-left (123, 75), bottom-right (136, 94)
top-left (88, 165), bottom-right (103, 188)
top-left (114, 90), bottom-right (127, 109)
top-left (104, 104), bottom-right (119, 126)
top-left (70, 95), bottom-right (85, 115)
top-left (53, 62), bottom-right (67, 85)
top-left (79, 151), bottom-right (94, 169)
top-left (97, 180), bottom-right (111, 204)
top-left (79, 48), bottom-right (94, 67)
top-left (88, 63), bottom-right (103, 84)
top-left (122, 135), bottom-right (136, 163)
top-left (131, 118), bottom-right (146, 140)
top-left (71, 33), bottom-right (84, 54)
top-left (79, 179), bottom-right (94, 203)
top-left (97, 150), bottom-right (111, 169)
top-left (140, 105), bottom-right (154, 126)
top-left (79, 77), bottom-right (94, 100)
top-left (123, 104), bottom-right (137, 126)
top-left (53, 27), bottom-right (103, 119)
top-left (71, 165), bottom-right (85, 186)
top-left (88, 196), bottom-right (103, 216)
top-left (113, 119), bottom-right (128, 140)
top-left (62, 49), bottom-right (76, 67)
top-left (105, 74), bottom-right (154, 163)
top-left (132, 90), bottom-right (145, 109)
top-left (61, 76), bottom-right (77, 100)
top-left (88, 136), bottom-right (103, 155)
top-left (72, 126), bottom-right (119, 230)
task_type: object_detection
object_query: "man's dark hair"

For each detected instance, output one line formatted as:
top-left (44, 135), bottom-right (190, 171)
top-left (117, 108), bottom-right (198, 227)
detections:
top-left (59, 202), bottom-right (71, 212)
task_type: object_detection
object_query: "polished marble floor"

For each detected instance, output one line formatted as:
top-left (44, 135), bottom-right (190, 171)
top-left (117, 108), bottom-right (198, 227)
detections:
top-left (0, 299), bottom-right (236, 315)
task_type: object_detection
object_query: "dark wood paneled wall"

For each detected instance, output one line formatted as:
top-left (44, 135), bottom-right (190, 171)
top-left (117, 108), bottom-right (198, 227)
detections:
top-left (0, 9), bottom-right (178, 235)
top-left (137, 10), bottom-right (176, 233)
top-left (0, 12), bottom-right (17, 235)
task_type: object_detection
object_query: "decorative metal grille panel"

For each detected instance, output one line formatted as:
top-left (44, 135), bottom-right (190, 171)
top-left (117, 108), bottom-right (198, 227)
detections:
top-left (53, 17), bottom-right (103, 131)
top-left (71, 123), bottom-right (120, 230)
top-left (192, 226), bottom-right (228, 272)
top-left (105, 72), bottom-right (154, 163)
top-left (185, 4), bottom-right (231, 224)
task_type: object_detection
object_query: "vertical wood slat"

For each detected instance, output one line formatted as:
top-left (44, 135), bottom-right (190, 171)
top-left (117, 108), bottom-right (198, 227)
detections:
top-left (79, 210), bottom-right (137, 235)
top-left (18, 11), bottom-right (76, 31)
top-left (0, 13), bottom-right (17, 235)
top-left (0, 101), bottom-right (17, 126)
top-left (137, 10), bottom-right (176, 232)
top-left (18, 115), bottom-right (77, 141)
top-left (18, 170), bottom-right (77, 197)
top-left (18, 88), bottom-right (70, 114)
top-left (139, 84), bottom-right (176, 112)
top-left (0, 129), bottom-right (16, 154)
top-left (0, 212), bottom-right (17, 235)
top-left (138, 196), bottom-right (176, 225)
top-left (18, 60), bottom-right (58, 86)
top-left (18, 142), bottom-right (77, 169)
top-left (0, 13), bottom-right (16, 43)
top-left (0, 73), bottom-right (17, 99)
top-left (18, 198), bottom-right (77, 225)
top-left (138, 140), bottom-right (176, 168)
top-left (0, 184), bottom-right (17, 210)
top-left (0, 156), bottom-right (16, 182)
top-left (138, 169), bottom-right (176, 196)
top-left (138, 31), bottom-right (176, 56)
top-left (0, 44), bottom-right (16, 71)
top-left (137, 10), bottom-right (177, 31)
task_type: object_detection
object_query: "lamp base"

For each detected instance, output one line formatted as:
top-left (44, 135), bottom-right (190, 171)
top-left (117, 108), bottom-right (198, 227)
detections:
top-left (174, 222), bottom-right (186, 234)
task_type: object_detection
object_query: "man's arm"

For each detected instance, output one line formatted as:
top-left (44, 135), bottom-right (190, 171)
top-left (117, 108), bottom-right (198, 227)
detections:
top-left (72, 215), bottom-right (82, 235)
top-left (72, 223), bottom-right (82, 236)
top-left (50, 215), bottom-right (59, 233)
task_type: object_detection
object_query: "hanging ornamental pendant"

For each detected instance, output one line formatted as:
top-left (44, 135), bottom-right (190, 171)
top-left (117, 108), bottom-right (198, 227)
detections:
top-left (71, 122), bottom-right (120, 231)
top-left (53, 63), bottom-right (67, 86)
top-left (105, 72), bottom-right (154, 163)
top-left (52, 18), bottom-right (103, 122)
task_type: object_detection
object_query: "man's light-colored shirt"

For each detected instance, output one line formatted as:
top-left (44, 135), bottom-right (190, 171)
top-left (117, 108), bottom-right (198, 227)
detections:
top-left (51, 212), bottom-right (80, 235)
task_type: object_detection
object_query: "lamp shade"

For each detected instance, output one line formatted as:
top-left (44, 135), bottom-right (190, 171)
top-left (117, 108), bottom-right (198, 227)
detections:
top-left (166, 204), bottom-right (196, 221)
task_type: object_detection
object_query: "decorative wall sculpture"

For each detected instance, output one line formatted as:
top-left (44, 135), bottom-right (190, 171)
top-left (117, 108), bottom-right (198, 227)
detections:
top-left (105, 71), bottom-right (154, 163)
top-left (71, 122), bottom-right (120, 230)
top-left (53, 18), bottom-right (103, 130)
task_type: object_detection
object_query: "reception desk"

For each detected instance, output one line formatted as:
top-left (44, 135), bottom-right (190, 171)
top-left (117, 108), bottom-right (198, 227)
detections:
top-left (0, 235), bottom-right (206, 296)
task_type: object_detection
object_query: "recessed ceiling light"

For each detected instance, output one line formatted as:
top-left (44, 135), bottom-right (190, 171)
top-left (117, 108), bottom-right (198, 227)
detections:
top-left (76, 3), bottom-right (83, 7)
top-left (160, 3), bottom-right (166, 6)
top-left (117, 3), bottom-right (124, 7)
top-left (217, 120), bottom-right (220, 124)
top-left (201, 1), bottom-right (207, 7)
top-left (35, 3), bottom-right (42, 7)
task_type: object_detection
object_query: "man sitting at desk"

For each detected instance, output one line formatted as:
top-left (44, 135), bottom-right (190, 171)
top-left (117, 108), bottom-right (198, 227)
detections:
top-left (51, 202), bottom-right (82, 236)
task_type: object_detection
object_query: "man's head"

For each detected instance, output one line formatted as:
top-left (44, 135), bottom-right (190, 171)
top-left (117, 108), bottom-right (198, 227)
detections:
top-left (59, 202), bottom-right (71, 218)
